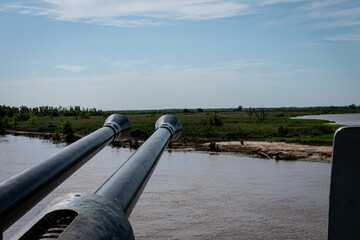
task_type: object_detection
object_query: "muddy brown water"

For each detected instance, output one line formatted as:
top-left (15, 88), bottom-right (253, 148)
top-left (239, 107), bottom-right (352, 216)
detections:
top-left (1, 135), bottom-right (331, 239)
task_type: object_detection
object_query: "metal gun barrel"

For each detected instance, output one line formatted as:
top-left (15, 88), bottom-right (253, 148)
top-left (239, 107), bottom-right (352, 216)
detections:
top-left (8, 115), bottom-right (181, 240)
top-left (0, 114), bottom-right (130, 232)
top-left (95, 114), bottom-right (182, 217)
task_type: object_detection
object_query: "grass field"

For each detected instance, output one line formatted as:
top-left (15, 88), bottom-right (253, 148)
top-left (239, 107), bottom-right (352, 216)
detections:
top-left (7, 108), bottom-right (346, 146)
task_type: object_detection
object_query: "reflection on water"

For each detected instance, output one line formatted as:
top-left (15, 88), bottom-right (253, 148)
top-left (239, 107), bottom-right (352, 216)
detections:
top-left (1, 135), bottom-right (330, 239)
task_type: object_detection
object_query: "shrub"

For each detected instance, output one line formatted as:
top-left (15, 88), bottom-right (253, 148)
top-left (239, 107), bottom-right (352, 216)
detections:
top-left (277, 126), bottom-right (288, 137)
top-left (200, 117), bottom-right (207, 126)
top-left (0, 115), bottom-right (12, 134)
top-left (102, 112), bottom-right (110, 118)
top-left (313, 125), bottom-right (333, 135)
top-left (59, 120), bottom-right (75, 142)
top-left (28, 115), bottom-right (38, 125)
top-left (79, 111), bottom-right (90, 119)
top-left (253, 109), bottom-right (267, 122)
top-left (207, 113), bottom-right (223, 127)
top-left (13, 112), bottom-right (31, 121)
top-left (282, 154), bottom-right (298, 160)
top-left (52, 130), bottom-right (61, 141)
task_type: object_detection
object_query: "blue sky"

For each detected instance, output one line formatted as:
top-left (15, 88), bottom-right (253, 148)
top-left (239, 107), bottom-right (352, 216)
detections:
top-left (0, 0), bottom-right (359, 110)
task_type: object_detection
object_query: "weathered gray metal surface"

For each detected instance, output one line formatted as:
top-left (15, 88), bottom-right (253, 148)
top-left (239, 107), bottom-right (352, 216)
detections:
top-left (155, 114), bottom-right (182, 142)
top-left (0, 114), bottom-right (130, 233)
top-left (95, 114), bottom-right (182, 217)
top-left (328, 126), bottom-right (360, 239)
top-left (8, 115), bottom-right (181, 240)
top-left (9, 194), bottom-right (134, 240)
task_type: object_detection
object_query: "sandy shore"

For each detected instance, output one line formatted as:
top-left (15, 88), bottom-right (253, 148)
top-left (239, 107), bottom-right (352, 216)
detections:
top-left (199, 141), bottom-right (332, 163)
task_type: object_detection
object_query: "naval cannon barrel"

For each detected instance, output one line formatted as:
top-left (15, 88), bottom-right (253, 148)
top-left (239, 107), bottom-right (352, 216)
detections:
top-left (95, 114), bottom-right (182, 217)
top-left (0, 114), bottom-right (130, 233)
top-left (8, 115), bottom-right (181, 240)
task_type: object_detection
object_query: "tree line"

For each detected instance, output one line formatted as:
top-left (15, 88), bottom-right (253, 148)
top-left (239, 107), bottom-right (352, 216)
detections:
top-left (0, 105), bottom-right (105, 120)
top-left (0, 105), bottom-right (106, 134)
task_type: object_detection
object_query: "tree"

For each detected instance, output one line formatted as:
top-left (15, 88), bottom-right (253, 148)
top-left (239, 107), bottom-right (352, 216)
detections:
top-left (349, 104), bottom-right (357, 109)
top-left (247, 107), bottom-right (254, 116)
top-left (0, 115), bottom-right (11, 134)
top-left (253, 109), bottom-right (267, 122)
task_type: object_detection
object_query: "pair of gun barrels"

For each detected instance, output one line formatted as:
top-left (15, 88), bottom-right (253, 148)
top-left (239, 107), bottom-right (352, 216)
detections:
top-left (0, 114), bottom-right (182, 240)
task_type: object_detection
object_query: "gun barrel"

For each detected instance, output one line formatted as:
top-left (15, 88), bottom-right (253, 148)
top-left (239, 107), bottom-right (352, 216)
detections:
top-left (7, 115), bottom-right (181, 240)
top-left (95, 115), bottom-right (182, 217)
top-left (0, 114), bottom-right (130, 232)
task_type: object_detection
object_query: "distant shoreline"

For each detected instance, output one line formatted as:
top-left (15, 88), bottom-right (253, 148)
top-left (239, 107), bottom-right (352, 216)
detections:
top-left (4, 130), bottom-right (332, 163)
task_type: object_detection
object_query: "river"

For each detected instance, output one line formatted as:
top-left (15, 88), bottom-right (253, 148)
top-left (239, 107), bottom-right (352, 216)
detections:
top-left (293, 113), bottom-right (360, 126)
top-left (1, 135), bottom-right (330, 239)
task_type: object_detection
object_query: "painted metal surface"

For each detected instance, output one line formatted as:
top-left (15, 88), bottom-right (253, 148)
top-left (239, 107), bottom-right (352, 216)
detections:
top-left (10, 194), bottom-right (134, 240)
top-left (96, 115), bottom-right (182, 217)
top-left (0, 114), bottom-right (130, 233)
top-left (328, 126), bottom-right (360, 239)
top-left (7, 115), bottom-right (181, 240)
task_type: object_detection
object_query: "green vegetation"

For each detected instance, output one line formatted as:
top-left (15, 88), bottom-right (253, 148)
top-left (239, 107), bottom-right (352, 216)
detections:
top-left (58, 120), bottom-right (75, 142)
top-left (281, 154), bottom-right (298, 161)
top-left (207, 113), bottom-right (223, 127)
top-left (27, 115), bottom-right (38, 125)
top-left (1, 104), bottom-right (360, 145)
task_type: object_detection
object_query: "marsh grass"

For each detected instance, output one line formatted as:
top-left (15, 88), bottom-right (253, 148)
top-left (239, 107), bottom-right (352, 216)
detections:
top-left (7, 109), bottom-right (345, 145)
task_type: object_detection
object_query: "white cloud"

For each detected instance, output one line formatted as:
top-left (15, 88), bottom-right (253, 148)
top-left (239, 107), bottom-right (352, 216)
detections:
top-left (0, 0), bottom-right (249, 27)
top-left (302, 0), bottom-right (347, 11)
top-left (249, 0), bottom-right (360, 30)
top-left (68, 59), bottom-right (319, 86)
top-left (1, 0), bottom-right (359, 32)
top-left (305, 7), bottom-right (360, 21)
top-left (54, 64), bottom-right (86, 73)
top-left (256, 0), bottom-right (306, 6)
top-left (0, 0), bottom-right (338, 28)
top-left (220, 59), bottom-right (279, 69)
top-left (299, 1), bottom-right (360, 29)
top-left (326, 33), bottom-right (360, 41)
top-left (7, 58), bottom-right (317, 87)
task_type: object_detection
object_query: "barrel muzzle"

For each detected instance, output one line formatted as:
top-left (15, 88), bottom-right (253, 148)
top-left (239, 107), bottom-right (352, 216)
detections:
top-left (104, 114), bottom-right (131, 141)
top-left (155, 115), bottom-right (182, 141)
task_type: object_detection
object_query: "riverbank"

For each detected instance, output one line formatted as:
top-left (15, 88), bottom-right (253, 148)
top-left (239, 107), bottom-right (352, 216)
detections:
top-left (2, 105), bottom-right (359, 162)
top-left (171, 140), bottom-right (332, 163)
top-left (5, 130), bottom-right (332, 163)
top-left (206, 141), bottom-right (331, 162)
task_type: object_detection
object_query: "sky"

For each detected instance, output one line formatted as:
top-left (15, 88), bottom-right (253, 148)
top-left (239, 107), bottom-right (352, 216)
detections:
top-left (0, 0), bottom-right (359, 110)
